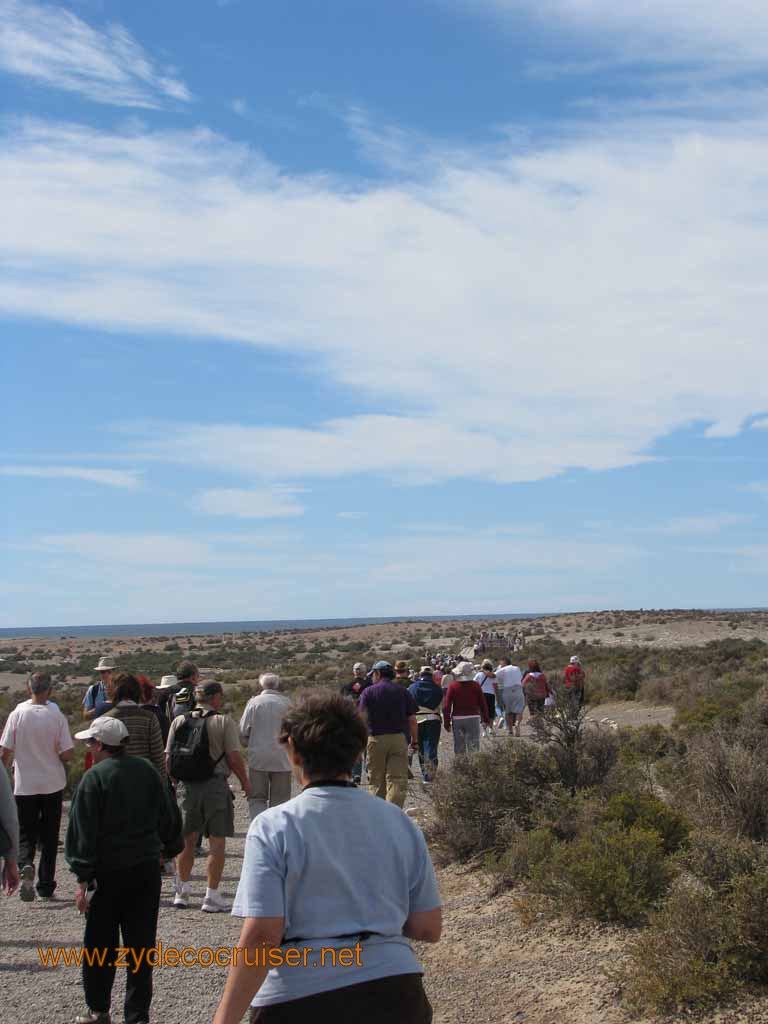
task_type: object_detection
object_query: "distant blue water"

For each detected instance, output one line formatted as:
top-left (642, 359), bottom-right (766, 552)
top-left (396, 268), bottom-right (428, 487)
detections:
top-left (0, 613), bottom-right (542, 640)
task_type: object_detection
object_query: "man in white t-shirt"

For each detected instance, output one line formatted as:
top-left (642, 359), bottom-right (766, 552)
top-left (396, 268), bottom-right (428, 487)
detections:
top-left (0, 672), bottom-right (73, 900)
top-left (239, 673), bottom-right (292, 820)
top-left (495, 657), bottom-right (525, 736)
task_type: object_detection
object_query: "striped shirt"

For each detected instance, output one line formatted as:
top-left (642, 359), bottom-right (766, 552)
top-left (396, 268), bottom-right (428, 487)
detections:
top-left (104, 703), bottom-right (166, 777)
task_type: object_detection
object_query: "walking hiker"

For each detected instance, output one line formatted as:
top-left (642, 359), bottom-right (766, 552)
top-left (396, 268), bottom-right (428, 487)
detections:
top-left (66, 716), bottom-right (183, 1024)
top-left (154, 674), bottom-right (179, 728)
top-left (358, 661), bottom-right (418, 808)
top-left (212, 691), bottom-right (441, 1024)
top-left (495, 656), bottom-right (525, 736)
top-left (138, 676), bottom-right (171, 744)
top-left (340, 662), bottom-right (369, 783)
top-left (563, 655), bottom-right (586, 706)
top-left (442, 661), bottom-right (489, 754)
top-left (0, 756), bottom-right (20, 896)
top-left (522, 660), bottom-right (553, 717)
top-left (408, 667), bottom-right (443, 782)
top-left (82, 657), bottom-right (116, 721)
top-left (0, 672), bottom-right (73, 900)
top-left (474, 660), bottom-right (499, 737)
top-left (239, 673), bottom-right (292, 820)
top-left (166, 681), bottom-right (250, 912)
top-left (104, 673), bottom-right (166, 776)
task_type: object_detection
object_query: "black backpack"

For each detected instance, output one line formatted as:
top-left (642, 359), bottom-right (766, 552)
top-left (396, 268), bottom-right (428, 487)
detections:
top-left (167, 709), bottom-right (224, 782)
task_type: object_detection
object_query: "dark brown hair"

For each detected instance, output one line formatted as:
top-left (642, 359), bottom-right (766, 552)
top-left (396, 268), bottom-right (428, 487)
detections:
top-left (112, 672), bottom-right (141, 704)
top-left (177, 660), bottom-right (198, 682)
top-left (279, 690), bottom-right (368, 779)
top-left (527, 659), bottom-right (541, 672)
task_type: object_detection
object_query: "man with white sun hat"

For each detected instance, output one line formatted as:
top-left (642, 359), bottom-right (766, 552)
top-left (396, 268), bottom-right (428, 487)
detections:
top-left (82, 657), bottom-right (117, 721)
top-left (66, 715), bottom-right (182, 1024)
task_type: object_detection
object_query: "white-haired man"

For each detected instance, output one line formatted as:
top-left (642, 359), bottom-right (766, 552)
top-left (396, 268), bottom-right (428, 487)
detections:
top-left (239, 673), bottom-right (292, 820)
top-left (340, 661), bottom-right (369, 783)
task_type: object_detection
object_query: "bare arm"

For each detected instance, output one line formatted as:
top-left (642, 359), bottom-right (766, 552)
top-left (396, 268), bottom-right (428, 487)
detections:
top-left (59, 749), bottom-right (73, 764)
top-left (403, 906), bottom-right (442, 943)
top-left (213, 916), bottom-right (284, 1024)
top-left (0, 748), bottom-right (12, 769)
top-left (225, 750), bottom-right (251, 795)
top-left (408, 714), bottom-right (418, 746)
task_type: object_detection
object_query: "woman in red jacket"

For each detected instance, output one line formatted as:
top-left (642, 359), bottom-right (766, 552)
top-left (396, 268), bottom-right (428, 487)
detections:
top-left (521, 660), bottom-right (553, 717)
top-left (442, 662), bottom-right (490, 754)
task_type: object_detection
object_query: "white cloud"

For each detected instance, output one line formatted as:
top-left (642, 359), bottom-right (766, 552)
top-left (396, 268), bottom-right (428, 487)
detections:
top-left (0, 0), bottom-right (191, 107)
top-left (0, 465), bottom-right (140, 488)
top-left (39, 532), bottom-right (211, 567)
top-left (191, 487), bottom-right (305, 519)
top-left (657, 514), bottom-right (756, 536)
top-left (2, 116), bottom-right (768, 484)
top-left (461, 1), bottom-right (768, 64)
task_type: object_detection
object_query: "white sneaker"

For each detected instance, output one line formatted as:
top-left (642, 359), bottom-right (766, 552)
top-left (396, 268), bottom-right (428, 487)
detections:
top-left (201, 890), bottom-right (230, 913)
top-left (173, 885), bottom-right (190, 909)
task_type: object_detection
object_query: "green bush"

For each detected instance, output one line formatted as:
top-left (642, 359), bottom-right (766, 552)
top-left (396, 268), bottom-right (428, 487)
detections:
top-left (620, 879), bottom-right (734, 1011)
top-left (532, 823), bottom-right (671, 924)
top-left (603, 791), bottom-right (690, 853)
top-left (427, 740), bottom-right (559, 862)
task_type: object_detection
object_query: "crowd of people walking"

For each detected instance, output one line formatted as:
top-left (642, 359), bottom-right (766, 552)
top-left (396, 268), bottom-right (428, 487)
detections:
top-left (0, 644), bottom-right (586, 1023)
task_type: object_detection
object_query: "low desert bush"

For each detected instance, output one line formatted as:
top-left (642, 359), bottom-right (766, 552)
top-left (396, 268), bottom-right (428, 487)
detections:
top-left (675, 727), bottom-right (768, 840)
top-left (530, 822), bottom-right (672, 924)
top-left (621, 879), bottom-right (734, 1010)
top-left (427, 740), bottom-right (559, 862)
top-left (621, 865), bottom-right (768, 1011)
top-left (603, 791), bottom-right (690, 854)
top-left (676, 830), bottom-right (764, 891)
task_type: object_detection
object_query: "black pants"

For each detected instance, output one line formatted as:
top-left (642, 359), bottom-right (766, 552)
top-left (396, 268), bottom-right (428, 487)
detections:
top-left (16, 789), bottom-right (63, 896)
top-left (417, 720), bottom-right (441, 781)
top-left (83, 860), bottom-right (161, 1024)
top-left (484, 693), bottom-right (497, 722)
top-left (250, 973), bottom-right (432, 1023)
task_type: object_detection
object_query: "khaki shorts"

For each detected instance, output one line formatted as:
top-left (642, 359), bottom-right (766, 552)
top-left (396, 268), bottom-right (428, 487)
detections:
top-left (176, 775), bottom-right (234, 838)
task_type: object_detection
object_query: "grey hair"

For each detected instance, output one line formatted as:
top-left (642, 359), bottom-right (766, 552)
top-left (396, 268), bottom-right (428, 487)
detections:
top-left (259, 672), bottom-right (281, 691)
top-left (29, 672), bottom-right (52, 695)
top-left (353, 662), bottom-right (367, 675)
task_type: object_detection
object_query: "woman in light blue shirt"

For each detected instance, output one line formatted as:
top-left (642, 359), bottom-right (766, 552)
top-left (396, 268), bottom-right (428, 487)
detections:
top-left (213, 691), bottom-right (441, 1024)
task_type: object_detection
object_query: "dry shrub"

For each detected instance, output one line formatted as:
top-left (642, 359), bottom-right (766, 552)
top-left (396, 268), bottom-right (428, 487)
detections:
top-left (427, 740), bottom-right (559, 862)
top-left (678, 728), bottom-right (768, 840)
top-left (621, 865), bottom-right (768, 1011)
top-left (677, 830), bottom-right (764, 891)
top-left (621, 878), bottom-right (733, 1011)
top-left (530, 823), bottom-right (671, 924)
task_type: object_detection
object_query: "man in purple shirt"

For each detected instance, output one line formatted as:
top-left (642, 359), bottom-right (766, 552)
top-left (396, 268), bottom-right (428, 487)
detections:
top-left (358, 661), bottom-right (418, 808)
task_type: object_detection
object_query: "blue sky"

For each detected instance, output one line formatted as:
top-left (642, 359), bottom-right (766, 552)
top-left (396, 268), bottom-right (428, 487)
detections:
top-left (1, 0), bottom-right (767, 627)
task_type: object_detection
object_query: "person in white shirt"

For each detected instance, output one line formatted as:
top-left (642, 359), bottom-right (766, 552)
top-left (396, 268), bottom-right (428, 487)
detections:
top-left (474, 660), bottom-right (499, 736)
top-left (495, 657), bottom-right (525, 737)
top-left (0, 672), bottom-right (73, 900)
top-left (239, 673), bottom-right (292, 820)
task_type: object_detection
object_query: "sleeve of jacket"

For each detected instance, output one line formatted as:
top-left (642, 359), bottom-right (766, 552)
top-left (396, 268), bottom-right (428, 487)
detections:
top-left (239, 701), bottom-right (253, 745)
top-left (147, 714), bottom-right (166, 777)
top-left (442, 684), bottom-right (453, 728)
top-left (158, 777), bottom-right (184, 860)
top-left (65, 772), bottom-right (102, 883)
top-left (476, 682), bottom-right (490, 724)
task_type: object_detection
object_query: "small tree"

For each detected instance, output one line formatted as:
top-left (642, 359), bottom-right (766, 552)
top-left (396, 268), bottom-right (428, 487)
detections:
top-left (529, 688), bottom-right (618, 793)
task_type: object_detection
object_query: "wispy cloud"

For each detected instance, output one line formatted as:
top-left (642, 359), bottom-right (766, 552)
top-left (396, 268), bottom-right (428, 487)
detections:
top-left (191, 487), bottom-right (305, 519)
top-left (657, 514), bottom-right (756, 536)
top-left (0, 465), bottom-right (141, 488)
top-left (39, 532), bottom-right (210, 567)
top-left (2, 115), bottom-right (768, 485)
top-left (458, 1), bottom-right (768, 65)
top-left (0, 0), bottom-right (191, 107)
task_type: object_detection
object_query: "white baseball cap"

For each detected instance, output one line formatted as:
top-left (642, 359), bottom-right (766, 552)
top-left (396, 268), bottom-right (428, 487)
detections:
top-left (156, 675), bottom-right (179, 690)
top-left (75, 717), bottom-right (129, 745)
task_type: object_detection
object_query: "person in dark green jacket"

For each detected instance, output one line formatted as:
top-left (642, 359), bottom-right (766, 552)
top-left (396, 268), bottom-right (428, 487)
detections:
top-left (66, 715), bottom-right (183, 1024)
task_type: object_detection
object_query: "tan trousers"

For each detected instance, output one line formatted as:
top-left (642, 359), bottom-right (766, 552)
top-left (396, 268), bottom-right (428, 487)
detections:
top-left (367, 733), bottom-right (409, 807)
